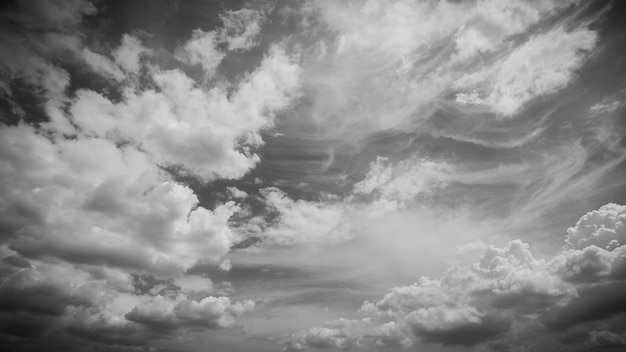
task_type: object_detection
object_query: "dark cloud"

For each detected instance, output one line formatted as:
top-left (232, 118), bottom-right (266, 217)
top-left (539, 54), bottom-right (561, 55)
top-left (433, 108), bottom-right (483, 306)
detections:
top-left (545, 281), bottom-right (626, 331)
top-left (409, 311), bottom-right (512, 346)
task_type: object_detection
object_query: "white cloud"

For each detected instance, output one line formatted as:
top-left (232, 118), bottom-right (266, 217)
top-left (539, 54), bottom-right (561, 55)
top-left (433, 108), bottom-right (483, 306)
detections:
top-left (220, 8), bottom-right (265, 51)
top-left (218, 259), bottom-right (232, 272)
top-left (126, 295), bottom-right (254, 331)
top-left (286, 326), bottom-right (359, 351)
top-left (286, 318), bottom-right (401, 351)
top-left (72, 46), bottom-right (300, 182)
top-left (0, 5), bottom-right (304, 345)
top-left (81, 48), bottom-right (125, 81)
top-left (552, 245), bottom-right (626, 283)
top-left (113, 35), bottom-right (152, 75)
top-left (259, 188), bottom-right (351, 246)
top-left (565, 203), bottom-right (626, 250)
top-left (176, 29), bottom-right (224, 75)
top-left (0, 125), bottom-right (239, 278)
top-left (227, 187), bottom-right (248, 199)
top-left (353, 156), bottom-right (454, 206)
top-left (287, 203), bottom-right (626, 350)
top-left (452, 0), bottom-right (579, 61)
top-left (175, 8), bottom-right (266, 75)
top-left (455, 27), bottom-right (597, 116)
top-left (291, 239), bottom-right (572, 349)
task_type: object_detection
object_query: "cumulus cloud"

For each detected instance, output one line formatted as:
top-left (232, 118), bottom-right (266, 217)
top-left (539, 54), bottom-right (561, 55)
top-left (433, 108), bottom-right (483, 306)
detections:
top-left (290, 240), bottom-right (572, 349)
top-left (566, 203), bottom-right (626, 250)
top-left (0, 124), bottom-right (241, 277)
top-left (175, 29), bottom-right (224, 75)
top-left (126, 295), bottom-right (254, 332)
top-left (405, 306), bottom-right (511, 346)
top-left (286, 326), bottom-right (360, 351)
top-left (0, 2), bottom-right (292, 349)
top-left (81, 48), bottom-right (125, 81)
top-left (72, 45), bottom-right (300, 182)
top-left (218, 259), bottom-right (232, 272)
top-left (286, 318), bottom-right (411, 351)
top-left (259, 188), bottom-right (351, 246)
top-left (289, 203), bottom-right (626, 350)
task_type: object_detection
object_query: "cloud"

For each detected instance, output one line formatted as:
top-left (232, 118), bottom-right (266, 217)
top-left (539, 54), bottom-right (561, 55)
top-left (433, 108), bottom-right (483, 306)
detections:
top-left (72, 45), bottom-right (300, 182)
top-left (288, 203), bottom-right (626, 350)
top-left (0, 3), bottom-right (291, 349)
top-left (125, 295), bottom-right (254, 332)
top-left (218, 259), bottom-right (232, 272)
top-left (175, 29), bottom-right (224, 75)
top-left (0, 122), bottom-right (254, 345)
top-left (583, 330), bottom-right (626, 350)
top-left (81, 48), bottom-right (125, 82)
top-left (258, 188), bottom-right (351, 245)
top-left (219, 8), bottom-right (266, 51)
top-left (455, 26), bottom-right (597, 116)
top-left (566, 203), bottom-right (626, 250)
top-left (113, 34), bottom-right (152, 75)
top-left (353, 156), bottom-right (454, 207)
top-left (175, 8), bottom-right (266, 75)
top-left (451, 0), bottom-right (579, 61)
top-left (286, 326), bottom-right (359, 351)
top-left (552, 245), bottom-right (626, 284)
top-left (1, 124), bottom-right (242, 277)
top-left (286, 318), bottom-right (411, 351)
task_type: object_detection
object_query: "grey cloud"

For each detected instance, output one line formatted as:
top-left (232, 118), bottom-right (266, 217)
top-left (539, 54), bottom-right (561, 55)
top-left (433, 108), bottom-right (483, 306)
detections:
top-left (125, 296), bottom-right (254, 333)
top-left (406, 309), bottom-right (511, 346)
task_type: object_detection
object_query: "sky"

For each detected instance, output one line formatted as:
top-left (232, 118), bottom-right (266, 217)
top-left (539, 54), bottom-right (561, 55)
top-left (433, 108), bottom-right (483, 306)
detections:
top-left (1, 0), bottom-right (626, 351)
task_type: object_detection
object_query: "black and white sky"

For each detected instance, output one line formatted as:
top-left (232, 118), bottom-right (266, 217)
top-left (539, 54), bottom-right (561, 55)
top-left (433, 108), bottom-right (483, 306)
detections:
top-left (1, 0), bottom-right (626, 351)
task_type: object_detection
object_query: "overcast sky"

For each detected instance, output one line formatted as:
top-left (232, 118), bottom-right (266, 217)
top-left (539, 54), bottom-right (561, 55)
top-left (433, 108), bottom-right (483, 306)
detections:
top-left (1, 0), bottom-right (626, 351)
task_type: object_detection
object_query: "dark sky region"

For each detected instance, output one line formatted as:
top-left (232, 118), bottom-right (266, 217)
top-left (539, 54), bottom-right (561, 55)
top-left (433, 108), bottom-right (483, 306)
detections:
top-left (1, 0), bottom-right (626, 351)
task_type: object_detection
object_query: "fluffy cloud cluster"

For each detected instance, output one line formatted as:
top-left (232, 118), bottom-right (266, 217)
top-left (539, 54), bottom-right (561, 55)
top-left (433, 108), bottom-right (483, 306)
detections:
top-left (73, 44), bottom-right (300, 182)
top-left (0, 0), bottom-right (302, 349)
top-left (126, 295), bottom-right (255, 332)
top-left (566, 203), bottom-right (626, 250)
top-left (0, 124), bottom-right (238, 278)
top-left (286, 318), bottom-right (411, 351)
top-left (288, 203), bottom-right (626, 351)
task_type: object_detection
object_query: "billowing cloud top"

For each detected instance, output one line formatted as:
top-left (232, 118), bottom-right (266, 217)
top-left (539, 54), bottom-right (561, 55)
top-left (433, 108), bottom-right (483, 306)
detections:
top-left (1, 1), bottom-right (625, 352)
